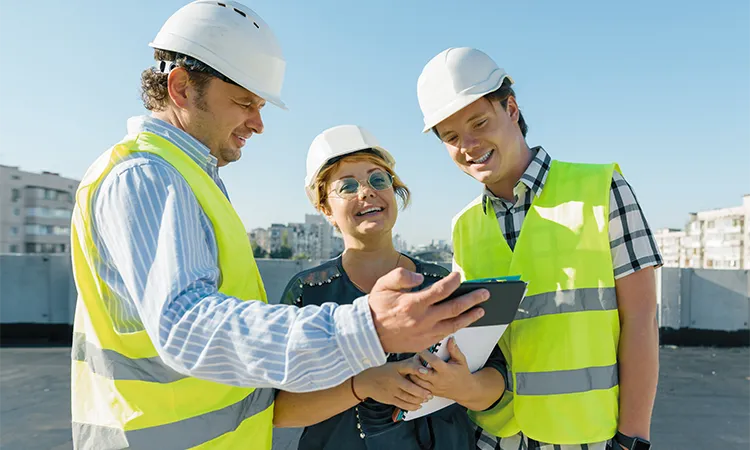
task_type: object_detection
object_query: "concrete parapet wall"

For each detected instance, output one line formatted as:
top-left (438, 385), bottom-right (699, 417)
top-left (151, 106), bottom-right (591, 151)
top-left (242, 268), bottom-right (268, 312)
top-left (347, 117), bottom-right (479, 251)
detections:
top-left (1, 255), bottom-right (748, 345)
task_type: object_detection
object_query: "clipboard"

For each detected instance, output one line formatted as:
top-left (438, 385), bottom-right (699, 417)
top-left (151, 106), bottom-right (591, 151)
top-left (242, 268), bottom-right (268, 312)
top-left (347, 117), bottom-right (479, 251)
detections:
top-left (394, 276), bottom-right (526, 422)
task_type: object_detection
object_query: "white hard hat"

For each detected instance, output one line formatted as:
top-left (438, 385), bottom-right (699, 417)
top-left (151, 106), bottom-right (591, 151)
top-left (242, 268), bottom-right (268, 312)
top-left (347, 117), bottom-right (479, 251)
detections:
top-left (149, 0), bottom-right (287, 109)
top-left (305, 125), bottom-right (396, 205)
top-left (417, 47), bottom-right (513, 132)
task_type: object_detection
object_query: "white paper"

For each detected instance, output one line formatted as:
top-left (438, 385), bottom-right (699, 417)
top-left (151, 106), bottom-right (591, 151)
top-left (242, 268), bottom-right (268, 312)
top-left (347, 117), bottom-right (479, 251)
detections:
top-left (400, 323), bottom-right (509, 421)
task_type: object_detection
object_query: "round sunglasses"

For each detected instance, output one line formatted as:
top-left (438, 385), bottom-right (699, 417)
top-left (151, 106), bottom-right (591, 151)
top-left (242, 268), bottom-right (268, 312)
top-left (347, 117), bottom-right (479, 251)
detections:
top-left (329, 170), bottom-right (394, 199)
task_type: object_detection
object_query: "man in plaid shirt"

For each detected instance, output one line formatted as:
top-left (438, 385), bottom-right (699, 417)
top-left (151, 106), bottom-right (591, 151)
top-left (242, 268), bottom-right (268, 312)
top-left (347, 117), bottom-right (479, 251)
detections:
top-left (416, 48), bottom-right (662, 450)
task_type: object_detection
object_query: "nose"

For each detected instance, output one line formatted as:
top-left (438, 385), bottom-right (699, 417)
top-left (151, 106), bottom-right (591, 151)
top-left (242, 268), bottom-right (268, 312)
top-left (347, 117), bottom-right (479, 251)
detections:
top-left (357, 183), bottom-right (376, 200)
top-left (460, 133), bottom-right (481, 154)
top-left (245, 109), bottom-right (264, 135)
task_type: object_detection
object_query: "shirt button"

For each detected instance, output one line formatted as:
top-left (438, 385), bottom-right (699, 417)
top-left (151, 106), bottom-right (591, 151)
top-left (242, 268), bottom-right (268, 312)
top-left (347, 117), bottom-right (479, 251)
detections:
top-left (362, 358), bottom-right (371, 366)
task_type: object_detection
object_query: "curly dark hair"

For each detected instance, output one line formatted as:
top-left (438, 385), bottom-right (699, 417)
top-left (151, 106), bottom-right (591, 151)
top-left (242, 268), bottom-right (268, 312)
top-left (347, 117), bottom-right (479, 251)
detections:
top-left (140, 49), bottom-right (213, 111)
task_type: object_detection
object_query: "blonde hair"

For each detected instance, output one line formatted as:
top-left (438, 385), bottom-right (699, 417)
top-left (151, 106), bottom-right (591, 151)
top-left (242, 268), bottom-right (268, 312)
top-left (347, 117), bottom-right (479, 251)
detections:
top-left (313, 151), bottom-right (411, 215)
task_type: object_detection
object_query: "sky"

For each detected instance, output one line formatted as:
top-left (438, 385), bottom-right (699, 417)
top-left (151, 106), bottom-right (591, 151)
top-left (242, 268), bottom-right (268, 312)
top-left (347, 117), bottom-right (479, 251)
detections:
top-left (1, 0), bottom-right (748, 246)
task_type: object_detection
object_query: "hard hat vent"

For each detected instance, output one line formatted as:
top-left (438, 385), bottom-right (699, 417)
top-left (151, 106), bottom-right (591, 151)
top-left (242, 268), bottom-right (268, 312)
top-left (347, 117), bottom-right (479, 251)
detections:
top-left (215, 2), bottom-right (260, 28)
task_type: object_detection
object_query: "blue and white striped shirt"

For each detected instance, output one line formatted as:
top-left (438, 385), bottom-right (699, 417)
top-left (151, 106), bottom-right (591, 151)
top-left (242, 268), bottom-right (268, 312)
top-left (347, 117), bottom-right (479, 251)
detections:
top-left (91, 115), bottom-right (386, 391)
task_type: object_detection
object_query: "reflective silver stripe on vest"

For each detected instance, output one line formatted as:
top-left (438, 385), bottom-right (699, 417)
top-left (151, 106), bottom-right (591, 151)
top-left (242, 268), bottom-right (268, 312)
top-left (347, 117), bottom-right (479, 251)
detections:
top-left (515, 287), bottom-right (617, 320)
top-left (72, 332), bottom-right (187, 383)
top-left (514, 363), bottom-right (618, 396)
top-left (72, 386), bottom-right (275, 450)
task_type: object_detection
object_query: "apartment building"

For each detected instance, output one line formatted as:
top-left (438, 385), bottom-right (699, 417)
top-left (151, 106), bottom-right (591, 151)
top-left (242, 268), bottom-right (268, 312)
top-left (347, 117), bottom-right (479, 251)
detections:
top-left (248, 214), bottom-right (344, 260)
top-left (654, 194), bottom-right (749, 270)
top-left (653, 228), bottom-right (685, 268)
top-left (0, 165), bottom-right (79, 254)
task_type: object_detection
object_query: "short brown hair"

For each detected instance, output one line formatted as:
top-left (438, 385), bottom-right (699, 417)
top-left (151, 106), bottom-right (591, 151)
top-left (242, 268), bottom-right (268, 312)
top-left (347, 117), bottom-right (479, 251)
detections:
top-left (140, 49), bottom-right (212, 111)
top-left (313, 150), bottom-right (411, 215)
top-left (484, 78), bottom-right (528, 137)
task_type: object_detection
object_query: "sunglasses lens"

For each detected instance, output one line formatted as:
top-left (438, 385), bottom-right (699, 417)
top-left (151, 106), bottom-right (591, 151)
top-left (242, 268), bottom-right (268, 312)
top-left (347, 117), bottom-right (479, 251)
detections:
top-left (369, 171), bottom-right (393, 190)
top-left (336, 178), bottom-right (360, 197)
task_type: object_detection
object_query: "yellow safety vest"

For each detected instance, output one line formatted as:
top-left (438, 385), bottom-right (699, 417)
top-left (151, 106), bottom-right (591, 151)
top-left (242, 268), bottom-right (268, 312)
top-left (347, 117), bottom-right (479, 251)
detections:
top-left (455, 160), bottom-right (621, 445)
top-left (70, 131), bottom-right (273, 449)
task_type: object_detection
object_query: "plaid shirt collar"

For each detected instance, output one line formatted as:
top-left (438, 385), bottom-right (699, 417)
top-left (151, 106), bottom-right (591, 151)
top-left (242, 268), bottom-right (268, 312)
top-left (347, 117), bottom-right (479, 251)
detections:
top-left (482, 146), bottom-right (552, 214)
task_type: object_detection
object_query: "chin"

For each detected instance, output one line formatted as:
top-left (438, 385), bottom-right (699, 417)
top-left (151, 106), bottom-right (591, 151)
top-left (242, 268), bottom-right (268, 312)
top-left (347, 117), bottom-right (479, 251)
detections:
top-left (221, 150), bottom-right (241, 164)
top-left (357, 220), bottom-right (394, 237)
top-left (466, 170), bottom-right (493, 185)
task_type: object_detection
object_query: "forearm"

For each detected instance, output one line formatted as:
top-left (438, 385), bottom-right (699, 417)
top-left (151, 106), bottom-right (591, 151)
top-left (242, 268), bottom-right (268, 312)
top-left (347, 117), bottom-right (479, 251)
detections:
top-left (617, 315), bottom-right (659, 440)
top-left (94, 162), bottom-right (388, 391)
top-left (152, 291), bottom-right (386, 392)
top-left (274, 379), bottom-right (358, 428)
top-left (456, 367), bottom-right (505, 411)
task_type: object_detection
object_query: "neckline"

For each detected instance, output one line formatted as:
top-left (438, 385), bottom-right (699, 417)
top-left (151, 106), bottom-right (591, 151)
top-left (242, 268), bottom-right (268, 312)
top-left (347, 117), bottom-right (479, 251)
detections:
top-left (335, 253), bottom-right (422, 296)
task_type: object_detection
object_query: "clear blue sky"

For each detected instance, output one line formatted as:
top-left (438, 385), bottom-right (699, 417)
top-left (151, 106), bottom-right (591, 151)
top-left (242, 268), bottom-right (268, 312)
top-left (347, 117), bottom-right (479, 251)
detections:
top-left (1, 0), bottom-right (748, 246)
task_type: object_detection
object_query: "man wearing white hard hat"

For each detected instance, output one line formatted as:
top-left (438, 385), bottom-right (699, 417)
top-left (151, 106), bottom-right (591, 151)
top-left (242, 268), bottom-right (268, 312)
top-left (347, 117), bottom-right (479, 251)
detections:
top-left (417, 47), bottom-right (661, 450)
top-left (68, 3), bottom-right (489, 448)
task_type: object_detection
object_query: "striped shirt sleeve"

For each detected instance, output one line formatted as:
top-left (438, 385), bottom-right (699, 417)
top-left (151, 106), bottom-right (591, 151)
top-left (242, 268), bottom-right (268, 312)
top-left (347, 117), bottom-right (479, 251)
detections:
top-left (92, 159), bottom-right (386, 392)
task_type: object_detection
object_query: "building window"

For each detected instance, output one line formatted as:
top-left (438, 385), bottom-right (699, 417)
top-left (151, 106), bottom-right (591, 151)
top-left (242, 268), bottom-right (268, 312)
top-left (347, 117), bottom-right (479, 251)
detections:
top-left (25, 224), bottom-right (42, 235)
top-left (11, 188), bottom-right (20, 202)
top-left (27, 187), bottom-right (45, 200)
top-left (11, 175), bottom-right (20, 180)
top-left (24, 224), bottom-right (69, 236)
top-left (9, 244), bottom-right (19, 253)
top-left (13, 207), bottom-right (20, 216)
top-left (24, 207), bottom-right (72, 219)
top-left (10, 226), bottom-right (18, 236)
top-left (25, 242), bottom-right (37, 253)
top-left (53, 225), bottom-right (70, 235)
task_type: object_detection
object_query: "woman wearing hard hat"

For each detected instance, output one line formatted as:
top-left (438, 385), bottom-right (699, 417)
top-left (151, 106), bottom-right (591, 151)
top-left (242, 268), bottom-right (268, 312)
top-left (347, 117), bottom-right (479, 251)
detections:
top-left (273, 125), bottom-right (508, 450)
top-left (416, 48), bottom-right (660, 450)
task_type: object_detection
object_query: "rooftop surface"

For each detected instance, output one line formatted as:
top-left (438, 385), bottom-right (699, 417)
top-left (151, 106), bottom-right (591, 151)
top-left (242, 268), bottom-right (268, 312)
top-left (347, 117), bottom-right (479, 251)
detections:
top-left (1, 346), bottom-right (748, 449)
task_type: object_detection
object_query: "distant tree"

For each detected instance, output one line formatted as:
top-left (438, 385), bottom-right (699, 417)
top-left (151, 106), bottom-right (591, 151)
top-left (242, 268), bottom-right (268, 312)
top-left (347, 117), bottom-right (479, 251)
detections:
top-left (292, 252), bottom-right (310, 261)
top-left (271, 246), bottom-right (293, 259)
top-left (251, 240), bottom-right (268, 258)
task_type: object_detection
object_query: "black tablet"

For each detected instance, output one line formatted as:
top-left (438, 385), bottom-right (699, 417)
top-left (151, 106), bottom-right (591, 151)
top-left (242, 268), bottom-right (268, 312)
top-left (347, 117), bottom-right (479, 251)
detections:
top-left (442, 280), bottom-right (527, 328)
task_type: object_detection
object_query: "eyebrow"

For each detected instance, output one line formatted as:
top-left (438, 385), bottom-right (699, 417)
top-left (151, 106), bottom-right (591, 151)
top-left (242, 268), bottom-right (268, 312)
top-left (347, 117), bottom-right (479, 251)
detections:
top-left (235, 95), bottom-right (265, 106)
top-left (439, 113), bottom-right (487, 138)
top-left (336, 168), bottom-right (383, 179)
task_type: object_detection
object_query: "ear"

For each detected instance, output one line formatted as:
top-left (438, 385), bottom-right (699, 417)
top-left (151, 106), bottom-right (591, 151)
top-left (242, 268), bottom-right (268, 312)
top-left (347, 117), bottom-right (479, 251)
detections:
top-left (505, 96), bottom-right (520, 123)
top-left (166, 67), bottom-right (191, 110)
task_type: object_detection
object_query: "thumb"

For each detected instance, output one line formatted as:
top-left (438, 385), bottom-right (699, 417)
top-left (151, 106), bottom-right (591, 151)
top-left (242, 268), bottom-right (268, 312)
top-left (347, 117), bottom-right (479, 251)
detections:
top-left (447, 337), bottom-right (467, 366)
top-left (371, 267), bottom-right (424, 294)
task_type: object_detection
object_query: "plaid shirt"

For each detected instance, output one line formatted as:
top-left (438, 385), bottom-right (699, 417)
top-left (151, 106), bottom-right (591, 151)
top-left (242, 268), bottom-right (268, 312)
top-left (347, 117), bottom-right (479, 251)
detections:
top-left (483, 146), bottom-right (663, 280)
top-left (474, 147), bottom-right (662, 449)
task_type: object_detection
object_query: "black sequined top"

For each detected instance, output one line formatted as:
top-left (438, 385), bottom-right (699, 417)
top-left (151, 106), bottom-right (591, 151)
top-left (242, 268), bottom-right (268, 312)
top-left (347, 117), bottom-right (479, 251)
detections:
top-left (279, 254), bottom-right (507, 450)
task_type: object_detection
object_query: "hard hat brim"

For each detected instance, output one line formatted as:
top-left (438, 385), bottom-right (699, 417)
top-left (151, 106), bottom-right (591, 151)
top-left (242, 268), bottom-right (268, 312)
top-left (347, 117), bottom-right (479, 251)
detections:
top-left (421, 73), bottom-right (513, 133)
top-left (148, 38), bottom-right (288, 111)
